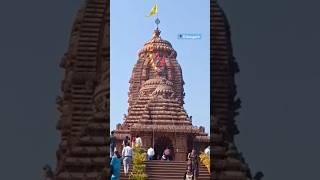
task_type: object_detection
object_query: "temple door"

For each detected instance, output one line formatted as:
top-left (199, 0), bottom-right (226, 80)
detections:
top-left (154, 136), bottom-right (174, 160)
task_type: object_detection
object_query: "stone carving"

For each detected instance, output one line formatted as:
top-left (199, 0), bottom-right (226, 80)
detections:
top-left (52, 0), bottom-right (108, 179)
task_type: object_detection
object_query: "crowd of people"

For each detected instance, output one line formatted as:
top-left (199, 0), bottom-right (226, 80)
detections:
top-left (109, 131), bottom-right (210, 180)
top-left (147, 146), bottom-right (172, 161)
top-left (109, 132), bottom-right (136, 179)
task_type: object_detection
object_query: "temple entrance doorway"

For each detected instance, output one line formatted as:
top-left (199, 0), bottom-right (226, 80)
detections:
top-left (154, 136), bottom-right (174, 160)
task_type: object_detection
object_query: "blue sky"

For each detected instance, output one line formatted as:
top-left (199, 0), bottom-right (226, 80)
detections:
top-left (110, 0), bottom-right (210, 133)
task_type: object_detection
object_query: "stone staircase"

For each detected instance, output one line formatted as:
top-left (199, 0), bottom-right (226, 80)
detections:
top-left (146, 160), bottom-right (210, 180)
top-left (120, 163), bottom-right (132, 180)
top-left (119, 160), bottom-right (210, 179)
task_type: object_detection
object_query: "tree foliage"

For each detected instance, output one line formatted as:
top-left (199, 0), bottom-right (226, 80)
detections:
top-left (129, 146), bottom-right (147, 180)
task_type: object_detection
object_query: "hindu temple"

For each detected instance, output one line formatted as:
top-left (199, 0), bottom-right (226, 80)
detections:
top-left (113, 27), bottom-right (210, 160)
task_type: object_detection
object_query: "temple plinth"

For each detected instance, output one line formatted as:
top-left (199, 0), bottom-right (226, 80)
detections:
top-left (114, 28), bottom-right (209, 161)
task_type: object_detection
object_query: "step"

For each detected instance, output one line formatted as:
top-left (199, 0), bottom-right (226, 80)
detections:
top-left (146, 171), bottom-right (209, 175)
top-left (147, 172), bottom-right (209, 176)
top-left (145, 161), bottom-right (187, 165)
top-left (146, 168), bottom-right (205, 172)
top-left (146, 168), bottom-right (208, 173)
top-left (148, 178), bottom-right (210, 180)
top-left (147, 174), bottom-right (210, 179)
top-left (148, 179), bottom-right (209, 180)
top-left (117, 161), bottom-right (210, 180)
top-left (146, 164), bottom-right (207, 167)
top-left (120, 174), bottom-right (210, 180)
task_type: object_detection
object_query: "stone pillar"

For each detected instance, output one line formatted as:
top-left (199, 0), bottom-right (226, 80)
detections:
top-left (174, 133), bottom-right (188, 161)
top-left (142, 133), bottom-right (153, 150)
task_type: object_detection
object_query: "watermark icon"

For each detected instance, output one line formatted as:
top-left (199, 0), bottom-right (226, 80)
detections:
top-left (178, 33), bottom-right (202, 40)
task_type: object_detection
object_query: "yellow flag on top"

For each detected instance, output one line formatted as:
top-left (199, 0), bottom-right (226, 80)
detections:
top-left (146, 4), bottom-right (158, 17)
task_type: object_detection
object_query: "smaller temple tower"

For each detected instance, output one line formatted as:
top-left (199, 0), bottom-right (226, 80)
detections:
top-left (114, 27), bottom-right (209, 161)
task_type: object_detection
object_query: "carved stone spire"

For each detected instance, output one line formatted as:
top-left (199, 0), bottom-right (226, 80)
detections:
top-left (114, 24), bottom-right (209, 163)
top-left (53, 0), bottom-right (108, 179)
top-left (153, 28), bottom-right (161, 38)
top-left (212, 1), bottom-right (253, 179)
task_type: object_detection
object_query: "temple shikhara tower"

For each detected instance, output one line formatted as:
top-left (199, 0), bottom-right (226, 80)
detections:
top-left (52, 0), bottom-right (108, 179)
top-left (113, 27), bottom-right (209, 160)
top-left (212, 0), bottom-right (255, 179)
top-left (114, 27), bottom-right (210, 160)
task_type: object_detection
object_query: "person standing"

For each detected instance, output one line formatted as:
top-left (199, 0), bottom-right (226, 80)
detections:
top-left (110, 151), bottom-right (121, 180)
top-left (163, 147), bottom-right (171, 161)
top-left (135, 134), bottom-right (142, 147)
top-left (147, 147), bottom-right (155, 160)
top-left (110, 131), bottom-right (116, 158)
top-left (122, 136), bottom-right (130, 147)
top-left (188, 149), bottom-right (199, 179)
top-left (204, 146), bottom-right (210, 156)
top-left (122, 142), bottom-right (133, 176)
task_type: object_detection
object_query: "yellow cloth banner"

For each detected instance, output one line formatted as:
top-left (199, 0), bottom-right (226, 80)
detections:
top-left (146, 4), bottom-right (158, 17)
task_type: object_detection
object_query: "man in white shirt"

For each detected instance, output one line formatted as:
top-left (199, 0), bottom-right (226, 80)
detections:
top-left (135, 134), bottom-right (142, 147)
top-left (147, 147), bottom-right (155, 160)
top-left (204, 146), bottom-right (210, 156)
top-left (121, 142), bottom-right (133, 176)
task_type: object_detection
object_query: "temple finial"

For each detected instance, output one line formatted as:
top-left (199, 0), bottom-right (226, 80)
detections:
top-left (153, 27), bottom-right (161, 38)
top-left (155, 18), bottom-right (160, 29)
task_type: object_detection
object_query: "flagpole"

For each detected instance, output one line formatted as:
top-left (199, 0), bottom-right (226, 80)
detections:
top-left (155, 0), bottom-right (159, 29)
